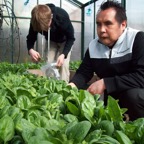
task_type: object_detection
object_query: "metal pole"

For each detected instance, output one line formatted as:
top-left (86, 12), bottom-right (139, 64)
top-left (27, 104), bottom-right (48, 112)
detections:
top-left (36, 0), bottom-right (38, 52)
top-left (81, 7), bottom-right (85, 59)
top-left (11, 0), bottom-right (14, 63)
top-left (121, 0), bottom-right (126, 9)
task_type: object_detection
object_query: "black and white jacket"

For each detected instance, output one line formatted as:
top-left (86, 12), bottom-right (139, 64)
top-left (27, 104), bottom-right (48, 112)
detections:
top-left (70, 27), bottom-right (144, 95)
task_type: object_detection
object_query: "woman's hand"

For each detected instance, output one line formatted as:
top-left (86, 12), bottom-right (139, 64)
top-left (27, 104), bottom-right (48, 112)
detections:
top-left (68, 82), bottom-right (77, 87)
top-left (29, 49), bottom-right (41, 62)
top-left (57, 54), bottom-right (65, 67)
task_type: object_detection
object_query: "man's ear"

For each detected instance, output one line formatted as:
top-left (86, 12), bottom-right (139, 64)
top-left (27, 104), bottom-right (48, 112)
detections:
top-left (121, 20), bottom-right (127, 28)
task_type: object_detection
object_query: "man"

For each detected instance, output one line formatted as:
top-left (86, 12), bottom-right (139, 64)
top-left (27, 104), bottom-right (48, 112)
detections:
top-left (69, 1), bottom-right (144, 121)
top-left (26, 4), bottom-right (75, 82)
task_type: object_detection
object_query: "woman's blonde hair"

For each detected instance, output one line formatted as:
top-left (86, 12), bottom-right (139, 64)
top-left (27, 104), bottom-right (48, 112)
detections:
top-left (31, 4), bottom-right (52, 32)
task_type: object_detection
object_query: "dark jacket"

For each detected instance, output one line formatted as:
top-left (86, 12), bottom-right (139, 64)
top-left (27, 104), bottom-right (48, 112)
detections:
top-left (70, 28), bottom-right (144, 96)
top-left (26, 4), bottom-right (75, 58)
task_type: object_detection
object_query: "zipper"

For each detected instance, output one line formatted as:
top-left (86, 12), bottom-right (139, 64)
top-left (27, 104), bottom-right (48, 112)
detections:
top-left (109, 48), bottom-right (112, 59)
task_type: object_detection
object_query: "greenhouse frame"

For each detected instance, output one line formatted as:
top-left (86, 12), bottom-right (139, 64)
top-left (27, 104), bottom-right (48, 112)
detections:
top-left (1, 0), bottom-right (144, 143)
top-left (0, 0), bottom-right (144, 63)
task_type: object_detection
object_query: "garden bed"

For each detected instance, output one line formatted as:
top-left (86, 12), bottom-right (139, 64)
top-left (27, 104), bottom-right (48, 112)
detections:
top-left (0, 62), bottom-right (143, 143)
top-left (27, 69), bottom-right (45, 77)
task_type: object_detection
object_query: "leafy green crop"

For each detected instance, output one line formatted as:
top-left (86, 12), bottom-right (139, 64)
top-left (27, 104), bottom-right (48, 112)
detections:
top-left (0, 62), bottom-right (143, 143)
top-left (69, 60), bottom-right (82, 71)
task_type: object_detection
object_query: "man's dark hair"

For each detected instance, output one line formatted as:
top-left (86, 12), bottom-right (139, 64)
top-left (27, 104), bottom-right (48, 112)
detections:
top-left (99, 0), bottom-right (127, 24)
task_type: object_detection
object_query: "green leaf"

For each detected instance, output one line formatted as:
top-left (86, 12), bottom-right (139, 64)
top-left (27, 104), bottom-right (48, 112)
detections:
top-left (48, 93), bottom-right (63, 104)
top-left (31, 127), bottom-right (63, 144)
top-left (63, 114), bottom-right (78, 123)
top-left (33, 95), bottom-right (48, 106)
top-left (10, 135), bottom-right (24, 144)
top-left (69, 60), bottom-right (82, 71)
top-left (0, 105), bottom-right (10, 119)
top-left (115, 130), bottom-right (132, 144)
top-left (7, 106), bottom-right (21, 120)
top-left (107, 96), bottom-right (124, 121)
top-left (66, 121), bottom-right (91, 143)
top-left (26, 107), bottom-right (42, 123)
top-left (0, 94), bottom-right (10, 109)
top-left (16, 87), bottom-right (36, 98)
top-left (21, 119), bottom-right (36, 143)
top-left (66, 101), bottom-right (80, 116)
top-left (33, 127), bottom-right (51, 140)
top-left (81, 97), bottom-right (95, 121)
top-left (80, 90), bottom-right (96, 122)
top-left (85, 130), bottom-right (102, 142)
top-left (47, 119), bottom-right (62, 131)
top-left (28, 136), bottom-right (57, 144)
top-left (131, 118), bottom-right (144, 143)
top-left (16, 95), bottom-right (31, 110)
top-left (0, 115), bottom-right (15, 143)
top-left (44, 80), bottom-right (56, 93)
top-left (97, 135), bottom-right (120, 144)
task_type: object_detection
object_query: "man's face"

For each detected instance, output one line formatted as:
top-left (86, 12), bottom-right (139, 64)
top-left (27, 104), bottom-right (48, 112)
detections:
top-left (96, 8), bottom-right (126, 47)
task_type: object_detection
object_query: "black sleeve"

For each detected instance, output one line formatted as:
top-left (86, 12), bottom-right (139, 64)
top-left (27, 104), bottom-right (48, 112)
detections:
top-left (56, 7), bottom-right (75, 58)
top-left (62, 20), bottom-right (75, 58)
top-left (70, 49), bottom-right (94, 89)
top-left (26, 23), bottom-right (38, 51)
top-left (104, 32), bottom-right (144, 93)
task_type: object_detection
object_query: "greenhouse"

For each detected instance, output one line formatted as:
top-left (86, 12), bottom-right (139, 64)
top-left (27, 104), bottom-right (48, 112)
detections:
top-left (0, 0), bottom-right (144, 143)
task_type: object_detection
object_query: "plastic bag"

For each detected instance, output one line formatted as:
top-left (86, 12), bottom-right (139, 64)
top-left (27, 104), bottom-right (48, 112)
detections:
top-left (41, 62), bottom-right (60, 80)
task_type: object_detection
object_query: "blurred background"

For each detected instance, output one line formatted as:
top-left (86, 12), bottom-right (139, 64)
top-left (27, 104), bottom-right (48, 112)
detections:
top-left (0, 0), bottom-right (143, 63)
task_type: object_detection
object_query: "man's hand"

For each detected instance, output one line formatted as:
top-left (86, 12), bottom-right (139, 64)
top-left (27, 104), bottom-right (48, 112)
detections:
top-left (57, 54), bottom-right (65, 67)
top-left (29, 49), bottom-right (41, 62)
top-left (87, 79), bottom-right (106, 95)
